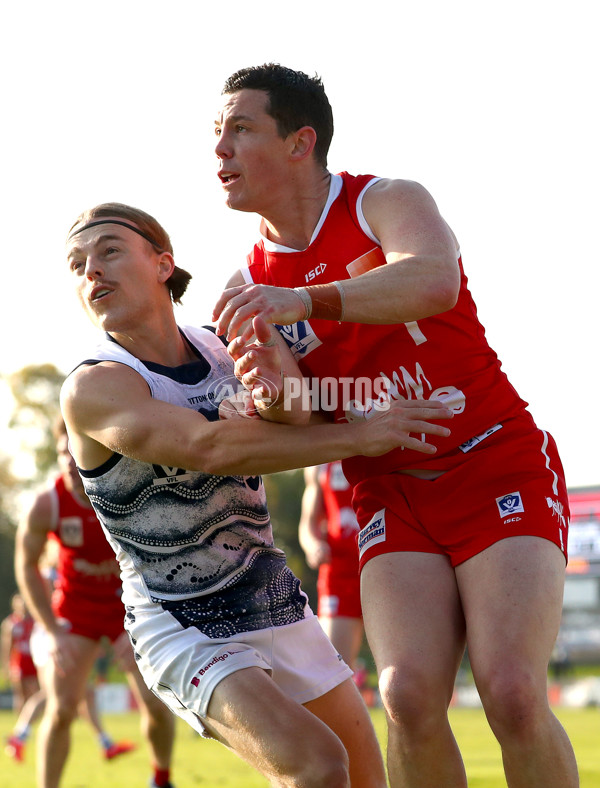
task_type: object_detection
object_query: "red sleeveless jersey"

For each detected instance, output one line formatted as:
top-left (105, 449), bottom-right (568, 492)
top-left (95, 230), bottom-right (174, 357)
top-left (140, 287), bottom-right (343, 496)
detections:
top-left (319, 461), bottom-right (359, 564)
top-left (244, 172), bottom-right (527, 484)
top-left (49, 475), bottom-right (122, 609)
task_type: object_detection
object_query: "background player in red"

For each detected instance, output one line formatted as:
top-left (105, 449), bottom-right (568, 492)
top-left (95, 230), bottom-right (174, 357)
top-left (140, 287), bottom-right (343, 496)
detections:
top-left (299, 462), bottom-right (365, 674)
top-left (15, 418), bottom-right (176, 788)
top-left (213, 63), bottom-right (578, 787)
top-left (1, 594), bottom-right (38, 714)
top-left (4, 560), bottom-right (141, 764)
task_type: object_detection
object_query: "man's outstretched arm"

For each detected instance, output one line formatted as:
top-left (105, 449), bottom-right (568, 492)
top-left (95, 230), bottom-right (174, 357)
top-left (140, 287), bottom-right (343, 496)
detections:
top-left (61, 360), bottom-right (453, 478)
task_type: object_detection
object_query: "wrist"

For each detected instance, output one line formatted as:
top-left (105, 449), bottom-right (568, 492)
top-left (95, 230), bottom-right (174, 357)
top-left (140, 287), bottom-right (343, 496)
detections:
top-left (299, 281), bottom-right (346, 322)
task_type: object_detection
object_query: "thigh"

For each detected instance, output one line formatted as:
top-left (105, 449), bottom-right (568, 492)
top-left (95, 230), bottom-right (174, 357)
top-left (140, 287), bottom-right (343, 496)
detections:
top-left (203, 666), bottom-right (348, 777)
top-left (457, 536), bottom-right (566, 676)
top-left (361, 552), bottom-right (466, 687)
top-left (41, 634), bottom-right (101, 709)
top-left (305, 678), bottom-right (386, 788)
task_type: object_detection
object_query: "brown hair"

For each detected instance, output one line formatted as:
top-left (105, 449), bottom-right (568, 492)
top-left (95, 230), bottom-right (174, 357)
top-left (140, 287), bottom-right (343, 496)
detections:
top-left (68, 203), bottom-right (192, 303)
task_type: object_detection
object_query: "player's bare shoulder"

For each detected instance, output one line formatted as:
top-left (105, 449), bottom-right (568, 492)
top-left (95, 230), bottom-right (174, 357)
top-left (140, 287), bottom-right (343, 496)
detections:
top-left (60, 362), bottom-right (147, 470)
top-left (225, 269), bottom-right (247, 288)
top-left (364, 177), bottom-right (438, 211)
top-left (20, 485), bottom-right (56, 537)
top-left (61, 361), bottom-right (146, 419)
top-left (363, 177), bottom-right (459, 255)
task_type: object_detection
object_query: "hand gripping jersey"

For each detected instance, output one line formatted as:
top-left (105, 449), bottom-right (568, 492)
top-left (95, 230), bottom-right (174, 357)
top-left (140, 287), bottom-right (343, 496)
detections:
top-left (242, 172), bottom-right (528, 485)
top-left (73, 326), bottom-right (308, 646)
top-left (49, 473), bottom-right (123, 615)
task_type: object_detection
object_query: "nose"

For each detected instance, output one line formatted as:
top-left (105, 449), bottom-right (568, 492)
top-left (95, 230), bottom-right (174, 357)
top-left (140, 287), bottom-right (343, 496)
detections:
top-left (215, 130), bottom-right (231, 160)
top-left (84, 255), bottom-right (104, 279)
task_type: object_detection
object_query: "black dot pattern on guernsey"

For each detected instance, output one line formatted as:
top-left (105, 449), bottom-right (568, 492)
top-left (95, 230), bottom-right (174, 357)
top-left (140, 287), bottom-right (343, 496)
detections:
top-left (81, 436), bottom-right (306, 638)
top-left (156, 557), bottom-right (307, 638)
top-left (160, 560), bottom-right (204, 582)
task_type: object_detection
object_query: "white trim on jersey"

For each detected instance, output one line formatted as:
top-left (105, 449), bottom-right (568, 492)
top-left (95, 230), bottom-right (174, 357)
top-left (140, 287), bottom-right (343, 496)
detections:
top-left (239, 264), bottom-right (253, 285)
top-left (355, 176), bottom-right (382, 244)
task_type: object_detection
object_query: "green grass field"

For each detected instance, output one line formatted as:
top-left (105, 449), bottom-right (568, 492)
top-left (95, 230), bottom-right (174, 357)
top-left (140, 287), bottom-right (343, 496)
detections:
top-left (1, 706), bottom-right (598, 787)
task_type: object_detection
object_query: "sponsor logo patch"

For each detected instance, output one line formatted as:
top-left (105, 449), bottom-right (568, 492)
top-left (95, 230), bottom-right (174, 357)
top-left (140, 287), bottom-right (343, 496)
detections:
top-left (190, 650), bottom-right (244, 687)
top-left (496, 492), bottom-right (525, 518)
top-left (358, 509), bottom-right (386, 559)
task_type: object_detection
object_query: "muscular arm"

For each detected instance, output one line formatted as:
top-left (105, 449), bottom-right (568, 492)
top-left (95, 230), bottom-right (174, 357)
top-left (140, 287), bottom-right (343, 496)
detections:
top-left (213, 179), bottom-right (461, 341)
top-left (338, 178), bottom-right (460, 323)
top-left (14, 491), bottom-right (59, 636)
top-left (298, 465), bottom-right (331, 570)
top-left (60, 360), bottom-right (453, 477)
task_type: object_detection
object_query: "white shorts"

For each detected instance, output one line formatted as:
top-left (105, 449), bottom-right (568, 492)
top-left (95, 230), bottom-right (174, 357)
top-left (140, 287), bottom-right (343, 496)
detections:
top-left (29, 619), bottom-right (71, 668)
top-left (145, 614), bottom-right (352, 737)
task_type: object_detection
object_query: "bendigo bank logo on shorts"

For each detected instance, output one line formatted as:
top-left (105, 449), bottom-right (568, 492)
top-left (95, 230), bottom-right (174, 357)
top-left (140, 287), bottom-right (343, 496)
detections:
top-left (358, 509), bottom-right (386, 559)
top-left (190, 650), bottom-right (243, 687)
top-left (496, 492), bottom-right (525, 519)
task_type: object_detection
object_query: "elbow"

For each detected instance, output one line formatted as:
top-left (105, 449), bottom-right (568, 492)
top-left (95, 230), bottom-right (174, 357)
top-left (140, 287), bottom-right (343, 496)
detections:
top-left (435, 279), bottom-right (460, 313)
top-left (194, 445), bottom-right (230, 477)
top-left (424, 267), bottom-right (460, 317)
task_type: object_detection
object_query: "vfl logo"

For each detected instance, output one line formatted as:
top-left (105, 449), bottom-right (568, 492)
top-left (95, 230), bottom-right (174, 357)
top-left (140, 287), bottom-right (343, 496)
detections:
top-left (276, 321), bottom-right (322, 359)
top-left (358, 509), bottom-right (386, 559)
top-left (152, 464), bottom-right (192, 486)
top-left (305, 263), bottom-right (327, 283)
top-left (496, 492), bottom-right (525, 518)
top-left (59, 517), bottom-right (84, 547)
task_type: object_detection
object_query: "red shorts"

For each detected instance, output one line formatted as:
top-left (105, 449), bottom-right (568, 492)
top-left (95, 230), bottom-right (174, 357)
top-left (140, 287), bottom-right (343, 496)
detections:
top-left (354, 412), bottom-right (569, 572)
top-left (10, 654), bottom-right (37, 680)
top-left (317, 559), bottom-right (362, 619)
top-left (53, 590), bottom-right (125, 642)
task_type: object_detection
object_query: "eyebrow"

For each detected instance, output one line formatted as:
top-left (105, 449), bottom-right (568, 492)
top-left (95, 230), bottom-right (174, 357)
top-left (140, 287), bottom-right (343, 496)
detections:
top-left (215, 113), bottom-right (254, 126)
top-left (67, 233), bottom-right (125, 259)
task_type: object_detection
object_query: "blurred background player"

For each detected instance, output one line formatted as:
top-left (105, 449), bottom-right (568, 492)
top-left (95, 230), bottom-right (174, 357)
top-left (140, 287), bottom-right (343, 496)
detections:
top-left (1, 594), bottom-right (38, 714)
top-left (4, 576), bottom-right (137, 763)
top-left (15, 417), bottom-right (176, 788)
top-left (299, 462), bottom-right (365, 675)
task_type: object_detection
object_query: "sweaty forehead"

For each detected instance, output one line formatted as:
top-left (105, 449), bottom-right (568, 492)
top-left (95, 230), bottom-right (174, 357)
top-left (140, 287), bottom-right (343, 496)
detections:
top-left (218, 88), bottom-right (270, 121)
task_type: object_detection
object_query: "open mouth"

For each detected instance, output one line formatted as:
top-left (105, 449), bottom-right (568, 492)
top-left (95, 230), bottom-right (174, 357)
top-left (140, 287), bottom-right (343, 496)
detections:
top-left (91, 287), bottom-right (112, 302)
top-left (219, 172), bottom-right (239, 185)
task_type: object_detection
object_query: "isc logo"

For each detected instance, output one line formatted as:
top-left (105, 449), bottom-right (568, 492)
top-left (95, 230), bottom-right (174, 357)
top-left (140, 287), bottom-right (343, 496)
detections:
top-left (305, 263), bottom-right (327, 282)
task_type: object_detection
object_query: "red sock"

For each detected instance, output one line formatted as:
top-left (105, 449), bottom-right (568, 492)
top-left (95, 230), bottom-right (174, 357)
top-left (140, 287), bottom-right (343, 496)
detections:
top-left (153, 768), bottom-right (171, 787)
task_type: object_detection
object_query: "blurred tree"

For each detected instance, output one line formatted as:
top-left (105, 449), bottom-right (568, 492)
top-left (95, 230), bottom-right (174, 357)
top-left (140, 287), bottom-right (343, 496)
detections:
top-left (0, 364), bottom-right (64, 619)
top-left (7, 363), bottom-right (65, 485)
top-left (0, 456), bottom-right (19, 620)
